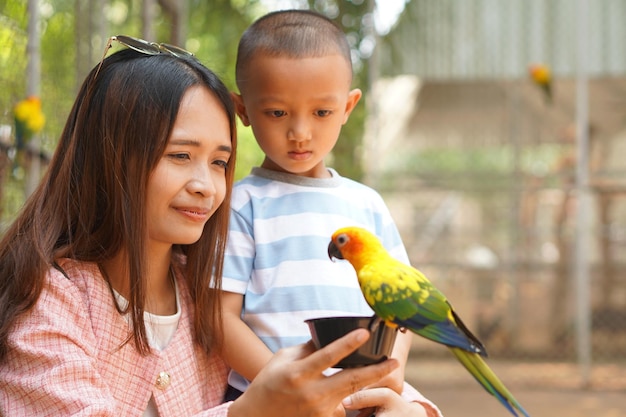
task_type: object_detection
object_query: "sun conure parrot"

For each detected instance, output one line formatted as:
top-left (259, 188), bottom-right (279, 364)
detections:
top-left (328, 226), bottom-right (530, 417)
top-left (528, 63), bottom-right (552, 104)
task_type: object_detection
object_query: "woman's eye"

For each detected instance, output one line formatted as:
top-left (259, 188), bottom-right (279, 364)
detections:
top-left (168, 153), bottom-right (190, 161)
top-left (213, 160), bottom-right (229, 169)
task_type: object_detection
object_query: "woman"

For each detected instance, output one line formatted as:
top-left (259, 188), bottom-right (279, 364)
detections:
top-left (0, 37), bottom-right (427, 417)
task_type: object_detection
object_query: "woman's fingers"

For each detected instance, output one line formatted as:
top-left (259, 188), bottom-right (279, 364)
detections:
top-left (327, 358), bottom-right (399, 399)
top-left (299, 329), bottom-right (370, 375)
top-left (279, 328), bottom-right (400, 399)
top-left (299, 329), bottom-right (400, 398)
top-left (230, 331), bottom-right (400, 417)
top-left (274, 339), bottom-right (318, 363)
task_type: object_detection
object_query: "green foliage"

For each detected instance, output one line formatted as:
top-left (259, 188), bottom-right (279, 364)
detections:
top-left (0, 1), bottom-right (28, 126)
top-left (188, 0), bottom-right (266, 90)
top-left (403, 144), bottom-right (567, 176)
top-left (234, 121), bottom-right (264, 181)
top-left (376, 143), bottom-right (571, 192)
top-left (40, 8), bottom-right (76, 153)
top-left (0, 0), bottom-right (374, 225)
top-left (0, 2), bottom-right (32, 229)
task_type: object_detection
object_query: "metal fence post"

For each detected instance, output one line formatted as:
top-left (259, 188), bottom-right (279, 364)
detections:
top-left (575, 0), bottom-right (592, 388)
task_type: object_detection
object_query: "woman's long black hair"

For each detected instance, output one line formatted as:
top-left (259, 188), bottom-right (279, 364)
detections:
top-left (0, 46), bottom-right (237, 361)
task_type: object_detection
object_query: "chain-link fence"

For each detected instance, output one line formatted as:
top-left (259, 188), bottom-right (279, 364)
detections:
top-left (364, 0), bottom-right (626, 393)
top-left (365, 76), bottom-right (626, 391)
top-left (370, 80), bottom-right (626, 389)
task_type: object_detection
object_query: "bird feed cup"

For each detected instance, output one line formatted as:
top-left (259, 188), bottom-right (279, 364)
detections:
top-left (305, 315), bottom-right (398, 368)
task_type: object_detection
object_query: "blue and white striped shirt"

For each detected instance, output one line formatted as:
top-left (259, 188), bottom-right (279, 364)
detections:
top-left (222, 167), bottom-right (409, 355)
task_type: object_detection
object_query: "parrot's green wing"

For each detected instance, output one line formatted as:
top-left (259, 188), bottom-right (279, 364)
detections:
top-left (359, 260), bottom-right (486, 355)
top-left (360, 262), bottom-right (446, 321)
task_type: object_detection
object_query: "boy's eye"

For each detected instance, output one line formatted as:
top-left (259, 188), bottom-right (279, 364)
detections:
top-left (269, 110), bottom-right (285, 118)
top-left (315, 110), bottom-right (332, 117)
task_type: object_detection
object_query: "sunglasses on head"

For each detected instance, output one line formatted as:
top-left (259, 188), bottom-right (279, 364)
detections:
top-left (95, 35), bottom-right (196, 78)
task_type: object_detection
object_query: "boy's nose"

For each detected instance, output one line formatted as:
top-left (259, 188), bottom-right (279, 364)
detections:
top-left (287, 118), bottom-right (312, 142)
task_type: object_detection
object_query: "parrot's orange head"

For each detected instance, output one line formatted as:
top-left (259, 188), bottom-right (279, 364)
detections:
top-left (328, 227), bottom-right (382, 268)
top-left (528, 63), bottom-right (551, 84)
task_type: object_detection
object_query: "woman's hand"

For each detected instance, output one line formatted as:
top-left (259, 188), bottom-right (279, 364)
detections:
top-left (228, 329), bottom-right (399, 417)
top-left (343, 387), bottom-right (429, 417)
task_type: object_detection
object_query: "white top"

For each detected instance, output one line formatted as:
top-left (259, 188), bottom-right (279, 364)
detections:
top-left (114, 280), bottom-right (181, 416)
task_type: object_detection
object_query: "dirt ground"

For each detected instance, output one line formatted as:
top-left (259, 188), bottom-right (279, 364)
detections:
top-left (405, 357), bottom-right (626, 417)
top-left (419, 386), bottom-right (625, 417)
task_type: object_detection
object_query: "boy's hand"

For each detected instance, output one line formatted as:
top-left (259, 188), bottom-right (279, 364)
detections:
top-left (365, 364), bottom-right (405, 394)
top-left (343, 388), bottom-right (428, 417)
top-left (348, 368), bottom-right (403, 417)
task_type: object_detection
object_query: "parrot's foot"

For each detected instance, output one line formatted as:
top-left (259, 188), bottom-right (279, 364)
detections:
top-left (399, 327), bottom-right (407, 333)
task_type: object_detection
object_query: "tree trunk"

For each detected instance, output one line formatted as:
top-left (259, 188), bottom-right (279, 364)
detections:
top-left (158, 0), bottom-right (188, 45)
top-left (25, 0), bottom-right (41, 197)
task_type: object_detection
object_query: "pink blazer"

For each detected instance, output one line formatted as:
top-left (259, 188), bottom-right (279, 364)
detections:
top-left (1, 258), bottom-right (231, 416)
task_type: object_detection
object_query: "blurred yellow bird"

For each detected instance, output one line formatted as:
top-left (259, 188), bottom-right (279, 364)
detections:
top-left (13, 96), bottom-right (45, 149)
top-left (528, 63), bottom-right (552, 104)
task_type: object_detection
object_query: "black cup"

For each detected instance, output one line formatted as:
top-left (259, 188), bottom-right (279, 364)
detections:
top-left (305, 315), bottom-right (398, 368)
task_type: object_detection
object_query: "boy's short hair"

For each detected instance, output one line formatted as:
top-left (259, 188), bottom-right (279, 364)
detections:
top-left (235, 9), bottom-right (352, 87)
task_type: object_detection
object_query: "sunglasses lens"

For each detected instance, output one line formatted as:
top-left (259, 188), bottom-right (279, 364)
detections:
top-left (159, 43), bottom-right (194, 58)
top-left (114, 35), bottom-right (161, 55)
top-left (101, 35), bottom-right (196, 65)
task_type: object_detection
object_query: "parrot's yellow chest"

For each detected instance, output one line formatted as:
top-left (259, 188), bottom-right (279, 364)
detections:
top-left (357, 261), bottom-right (422, 307)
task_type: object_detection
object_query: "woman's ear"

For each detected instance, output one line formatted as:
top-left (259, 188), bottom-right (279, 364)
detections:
top-left (342, 88), bottom-right (362, 124)
top-left (230, 92), bottom-right (250, 126)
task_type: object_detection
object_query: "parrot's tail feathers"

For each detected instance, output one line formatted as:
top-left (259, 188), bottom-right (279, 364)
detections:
top-left (450, 348), bottom-right (530, 417)
top-left (404, 316), bottom-right (484, 355)
top-left (450, 308), bottom-right (488, 356)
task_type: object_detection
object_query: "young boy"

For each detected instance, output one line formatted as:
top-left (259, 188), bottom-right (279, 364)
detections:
top-left (220, 9), bottom-right (439, 416)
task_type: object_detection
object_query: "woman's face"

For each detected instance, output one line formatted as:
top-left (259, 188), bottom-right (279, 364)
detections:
top-left (146, 86), bottom-right (232, 249)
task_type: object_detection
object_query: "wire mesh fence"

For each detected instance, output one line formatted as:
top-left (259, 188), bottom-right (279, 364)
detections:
top-left (365, 1), bottom-right (626, 392)
top-left (368, 76), bottom-right (626, 390)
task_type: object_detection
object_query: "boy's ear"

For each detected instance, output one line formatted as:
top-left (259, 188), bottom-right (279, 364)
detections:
top-left (230, 92), bottom-right (251, 126)
top-left (342, 88), bottom-right (362, 124)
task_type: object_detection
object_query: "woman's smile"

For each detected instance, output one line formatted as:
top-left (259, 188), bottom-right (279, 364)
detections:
top-left (174, 205), bottom-right (212, 222)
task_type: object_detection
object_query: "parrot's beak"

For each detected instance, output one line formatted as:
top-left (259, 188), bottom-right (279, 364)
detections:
top-left (327, 241), bottom-right (344, 260)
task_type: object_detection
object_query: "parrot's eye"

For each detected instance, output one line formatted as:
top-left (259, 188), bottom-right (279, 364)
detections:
top-left (336, 234), bottom-right (349, 246)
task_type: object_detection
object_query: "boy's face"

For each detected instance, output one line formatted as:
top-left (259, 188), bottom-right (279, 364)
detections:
top-left (233, 53), bottom-right (361, 178)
